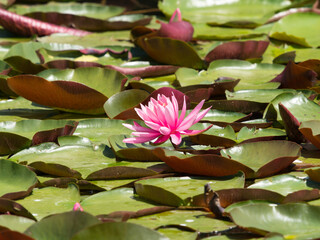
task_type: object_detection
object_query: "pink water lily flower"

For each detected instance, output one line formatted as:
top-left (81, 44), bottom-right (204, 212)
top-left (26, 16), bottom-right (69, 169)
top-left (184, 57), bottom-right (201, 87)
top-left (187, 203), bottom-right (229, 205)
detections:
top-left (123, 94), bottom-right (212, 145)
top-left (73, 202), bottom-right (83, 212)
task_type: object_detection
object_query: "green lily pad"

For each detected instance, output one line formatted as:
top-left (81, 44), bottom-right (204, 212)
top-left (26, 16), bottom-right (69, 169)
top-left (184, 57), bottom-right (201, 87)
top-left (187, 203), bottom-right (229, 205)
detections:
top-left (80, 188), bottom-right (157, 216)
top-left (158, 0), bottom-right (291, 27)
top-left (226, 89), bottom-right (298, 103)
top-left (0, 214), bottom-right (35, 233)
top-left (227, 202), bottom-right (320, 239)
top-left (193, 23), bottom-right (262, 40)
top-left (200, 109), bottom-right (247, 123)
top-left (236, 127), bottom-right (286, 143)
top-left (0, 159), bottom-right (38, 200)
top-left (264, 93), bottom-right (320, 122)
top-left (24, 211), bottom-right (100, 240)
top-left (10, 2), bottom-right (124, 20)
top-left (176, 60), bottom-right (283, 91)
top-left (135, 172), bottom-right (244, 206)
top-left (3, 42), bottom-right (47, 73)
top-left (16, 183), bottom-right (80, 220)
top-left (71, 222), bottom-right (169, 240)
top-left (248, 174), bottom-right (320, 196)
top-left (104, 89), bottom-right (149, 119)
top-left (0, 119), bottom-right (74, 139)
top-left (75, 118), bottom-right (134, 144)
top-left (10, 143), bottom-right (116, 179)
top-left (269, 12), bottom-right (320, 48)
top-left (220, 140), bottom-right (301, 178)
top-left (129, 209), bottom-right (235, 233)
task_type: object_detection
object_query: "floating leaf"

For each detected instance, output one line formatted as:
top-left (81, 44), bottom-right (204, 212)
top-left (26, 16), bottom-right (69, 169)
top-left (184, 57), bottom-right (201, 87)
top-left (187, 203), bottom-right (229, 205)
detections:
top-left (227, 202), bottom-right (320, 239)
top-left (220, 140), bottom-right (301, 178)
top-left (177, 60), bottom-right (283, 91)
top-left (0, 8), bottom-right (90, 37)
top-left (270, 61), bottom-right (317, 89)
top-left (299, 120), bottom-right (320, 149)
top-left (153, 148), bottom-right (254, 177)
top-left (80, 188), bottom-right (156, 216)
top-left (135, 37), bottom-right (205, 69)
top-left (7, 75), bottom-right (108, 115)
top-left (25, 211), bottom-right (100, 240)
top-left (71, 222), bottom-right (169, 240)
top-left (32, 122), bottom-right (78, 146)
top-left (205, 41), bottom-right (269, 63)
top-left (103, 89), bottom-right (149, 119)
top-left (10, 143), bottom-right (116, 179)
top-left (269, 12), bottom-right (320, 47)
top-left (16, 183), bottom-right (80, 220)
top-left (0, 159), bottom-right (38, 200)
top-left (11, 2), bottom-right (124, 20)
top-left (264, 93), bottom-right (320, 122)
top-left (0, 132), bottom-right (31, 155)
top-left (0, 215), bottom-right (35, 233)
top-left (135, 173), bottom-right (244, 206)
top-left (158, 0), bottom-right (291, 27)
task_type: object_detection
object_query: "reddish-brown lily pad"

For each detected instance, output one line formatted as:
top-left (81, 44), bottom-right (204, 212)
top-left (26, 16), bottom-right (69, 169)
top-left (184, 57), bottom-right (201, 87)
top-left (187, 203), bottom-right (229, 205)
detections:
top-left (205, 40), bottom-right (269, 63)
top-left (7, 75), bottom-right (108, 115)
top-left (135, 36), bottom-right (205, 69)
top-left (32, 122), bottom-right (78, 146)
top-left (299, 120), bottom-right (320, 149)
top-left (153, 140), bottom-right (301, 179)
top-left (152, 148), bottom-right (254, 178)
top-left (0, 132), bottom-right (31, 156)
top-left (270, 61), bottom-right (318, 89)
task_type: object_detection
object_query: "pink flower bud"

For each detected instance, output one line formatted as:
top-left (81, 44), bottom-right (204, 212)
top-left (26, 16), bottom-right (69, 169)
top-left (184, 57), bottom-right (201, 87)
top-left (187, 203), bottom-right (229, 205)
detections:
top-left (157, 8), bottom-right (194, 42)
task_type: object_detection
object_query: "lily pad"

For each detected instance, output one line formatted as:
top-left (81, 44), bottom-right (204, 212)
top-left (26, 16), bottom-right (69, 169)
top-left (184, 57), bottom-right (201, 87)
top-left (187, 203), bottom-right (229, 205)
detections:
top-left (71, 222), bottom-right (169, 240)
top-left (158, 0), bottom-right (291, 27)
top-left (135, 37), bottom-right (205, 69)
top-left (10, 2), bottom-right (124, 20)
top-left (104, 89), bottom-right (149, 119)
top-left (225, 89), bottom-right (311, 103)
top-left (80, 188), bottom-right (157, 216)
top-left (227, 202), bottom-right (320, 239)
top-left (24, 211), bottom-right (100, 240)
top-left (10, 143), bottom-right (117, 179)
top-left (7, 75), bottom-right (108, 115)
top-left (0, 159), bottom-right (38, 200)
top-left (249, 174), bottom-right (318, 194)
top-left (220, 140), bottom-right (301, 178)
top-left (135, 173), bottom-right (245, 206)
top-left (16, 183), bottom-right (80, 220)
top-left (0, 215), bottom-right (35, 233)
top-left (129, 209), bottom-right (235, 233)
top-left (264, 93), bottom-right (320, 122)
top-left (299, 120), bottom-right (320, 149)
top-left (269, 12), bottom-right (320, 47)
top-left (0, 132), bottom-right (31, 155)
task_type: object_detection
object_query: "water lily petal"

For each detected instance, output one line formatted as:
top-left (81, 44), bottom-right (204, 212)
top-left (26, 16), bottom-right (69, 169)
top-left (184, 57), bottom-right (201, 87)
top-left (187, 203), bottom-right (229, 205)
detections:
top-left (153, 134), bottom-right (170, 144)
top-left (159, 126), bottom-right (171, 135)
top-left (193, 106), bottom-right (212, 124)
top-left (123, 135), bottom-right (158, 144)
top-left (132, 131), bottom-right (161, 138)
top-left (177, 99), bottom-right (205, 131)
top-left (170, 132), bottom-right (182, 145)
